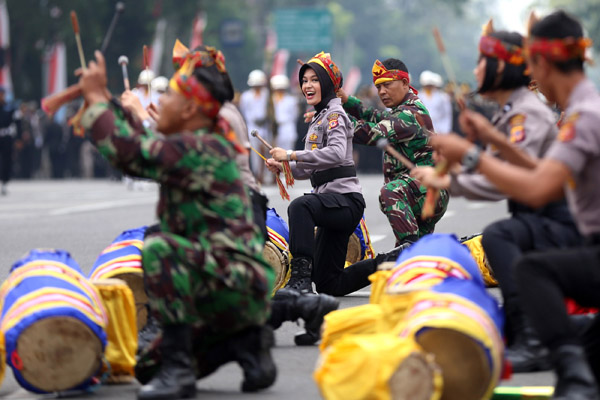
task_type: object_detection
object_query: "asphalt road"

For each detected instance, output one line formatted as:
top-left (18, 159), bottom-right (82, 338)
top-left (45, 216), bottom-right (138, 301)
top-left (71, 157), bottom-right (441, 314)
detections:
top-left (0, 176), bottom-right (554, 399)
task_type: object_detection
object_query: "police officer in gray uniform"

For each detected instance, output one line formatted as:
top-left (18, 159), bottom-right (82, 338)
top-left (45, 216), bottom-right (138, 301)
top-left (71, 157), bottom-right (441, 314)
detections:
top-left (267, 52), bottom-right (370, 297)
top-left (413, 28), bottom-right (581, 373)
top-left (429, 11), bottom-right (600, 399)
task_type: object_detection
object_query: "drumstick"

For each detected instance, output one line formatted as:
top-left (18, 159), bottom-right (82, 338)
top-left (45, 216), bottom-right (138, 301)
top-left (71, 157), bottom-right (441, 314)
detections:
top-left (376, 138), bottom-right (415, 170)
top-left (118, 55), bottom-right (130, 91)
top-left (250, 129), bottom-right (273, 150)
top-left (70, 11), bottom-right (86, 70)
top-left (143, 45), bottom-right (151, 95)
top-left (250, 145), bottom-right (267, 162)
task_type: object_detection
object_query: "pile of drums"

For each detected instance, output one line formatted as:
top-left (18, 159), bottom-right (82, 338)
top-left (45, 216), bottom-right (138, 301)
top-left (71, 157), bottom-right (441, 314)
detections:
top-left (315, 233), bottom-right (504, 400)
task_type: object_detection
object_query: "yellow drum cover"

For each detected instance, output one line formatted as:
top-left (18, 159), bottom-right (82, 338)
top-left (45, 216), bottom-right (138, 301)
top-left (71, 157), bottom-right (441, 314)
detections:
top-left (315, 334), bottom-right (442, 400)
top-left (461, 235), bottom-right (497, 287)
top-left (93, 279), bottom-right (137, 383)
top-left (263, 241), bottom-right (289, 294)
top-left (320, 304), bottom-right (385, 351)
top-left (368, 262), bottom-right (395, 304)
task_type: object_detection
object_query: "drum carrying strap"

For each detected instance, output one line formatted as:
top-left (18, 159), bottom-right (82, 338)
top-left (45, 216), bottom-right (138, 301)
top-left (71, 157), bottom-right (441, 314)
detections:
top-left (310, 166), bottom-right (356, 188)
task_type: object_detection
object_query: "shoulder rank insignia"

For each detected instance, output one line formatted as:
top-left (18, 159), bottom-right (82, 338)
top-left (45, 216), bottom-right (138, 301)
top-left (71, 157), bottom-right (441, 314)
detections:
top-left (557, 112), bottom-right (579, 143)
top-left (509, 114), bottom-right (526, 143)
top-left (309, 133), bottom-right (318, 142)
top-left (317, 119), bottom-right (323, 125)
top-left (311, 143), bottom-right (318, 150)
top-left (327, 112), bottom-right (339, 121)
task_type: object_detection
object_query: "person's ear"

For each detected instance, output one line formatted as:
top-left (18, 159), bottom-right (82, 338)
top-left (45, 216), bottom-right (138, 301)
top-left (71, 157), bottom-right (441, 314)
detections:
top-left (496, 59), bottom-right (506, 75)
top-left (180, 99), bottom-right (199, 121)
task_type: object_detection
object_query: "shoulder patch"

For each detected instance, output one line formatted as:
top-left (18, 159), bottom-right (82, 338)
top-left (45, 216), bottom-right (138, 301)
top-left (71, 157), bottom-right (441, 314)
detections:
top-left (327, 112), bottom-right (340, 121)
top-left (557, 112), bottom-right (579, 143)
top-left (328, 119), bottom-right (339, 130)
top-left (509, 114), bottom-right (526, 143)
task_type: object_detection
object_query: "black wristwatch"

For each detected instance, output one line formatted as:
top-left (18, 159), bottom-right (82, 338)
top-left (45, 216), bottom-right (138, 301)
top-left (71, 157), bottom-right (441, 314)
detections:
top-left (462, 146), bottom-right (482, 173)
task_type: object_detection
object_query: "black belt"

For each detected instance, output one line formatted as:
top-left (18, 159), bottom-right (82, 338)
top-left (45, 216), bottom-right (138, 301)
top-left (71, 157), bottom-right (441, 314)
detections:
top-left (310, 166), bottom-right (356, 188)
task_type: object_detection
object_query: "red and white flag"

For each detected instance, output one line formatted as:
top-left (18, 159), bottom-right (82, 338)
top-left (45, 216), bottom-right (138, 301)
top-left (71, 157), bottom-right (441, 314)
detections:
top-left (190, 12), bottom-right (206, 49)
top-left (342, 67), bottom-right (362, 96)
top-left (43, 42), bottom-right (66, 97)
top-left (0, 0), bottom-right (12, 95)
top-left (270, 49), bottom-right (289, 77)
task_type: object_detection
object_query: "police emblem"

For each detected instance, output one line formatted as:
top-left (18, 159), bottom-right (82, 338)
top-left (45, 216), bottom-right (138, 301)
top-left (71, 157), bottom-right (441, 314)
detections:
top-left (327, 112), bottom-right (340, 129)
top-left (309, 133), bottom-right (318, 141)
top-left (557, 113), bottom-right (579, 143)
top-left (311, 143), bottom-right (318, 150)
top-left (509, 114), bottom-right (526, 143)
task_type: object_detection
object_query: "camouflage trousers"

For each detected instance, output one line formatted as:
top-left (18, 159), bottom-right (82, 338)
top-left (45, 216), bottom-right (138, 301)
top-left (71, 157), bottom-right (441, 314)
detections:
top-left (142, 231), bottom-right (274, 329)
top-left (379, 178), bottom-right (449, 246)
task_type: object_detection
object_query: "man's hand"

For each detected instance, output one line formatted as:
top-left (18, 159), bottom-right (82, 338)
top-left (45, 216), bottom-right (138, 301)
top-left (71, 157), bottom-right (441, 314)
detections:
top-left (147, 102), bottom-right (159, 122)
top-left (270, 147), bottom-right (288, 162)
top-left (265, 158), bottom-right (283, 173)
top-left (78, 50), bottom-right (109, 105)
top-left (411, 166), bottom-right (451, 190)
top-left (459, 109), bottom-right (502, 144)
top-left (336, 88), bottom-right (349, 104)
top-left (121, 90), bottom-right (150, 121)
top-left (430, 134), bottom-right (473, 165)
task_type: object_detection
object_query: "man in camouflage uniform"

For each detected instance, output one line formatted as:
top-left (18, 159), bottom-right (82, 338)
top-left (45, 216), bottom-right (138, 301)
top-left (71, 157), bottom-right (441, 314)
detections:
top-left (338, 58), bottom-right (449, 250)
top-left (80, 48), bottom-right (276, 400)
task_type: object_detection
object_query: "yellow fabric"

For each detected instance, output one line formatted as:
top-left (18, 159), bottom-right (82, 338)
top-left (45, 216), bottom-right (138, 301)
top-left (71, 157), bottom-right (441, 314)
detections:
top-left (93, 280), bottom-right (138, 378)
top-left (368, 269), bottom-right (393, 304)
top-left (0, 331), bottom-right (4, 387)
top-left (320, 304), bottom-right (385, 351)
top-left (462, 235), bottom-right (498, 287)
top-left (314, 334), bottom-right (442, 400)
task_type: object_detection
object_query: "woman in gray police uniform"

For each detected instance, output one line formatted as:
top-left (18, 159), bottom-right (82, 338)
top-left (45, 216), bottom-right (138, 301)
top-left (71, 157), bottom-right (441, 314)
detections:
top-left (267, 52), bottom-right (372, 297)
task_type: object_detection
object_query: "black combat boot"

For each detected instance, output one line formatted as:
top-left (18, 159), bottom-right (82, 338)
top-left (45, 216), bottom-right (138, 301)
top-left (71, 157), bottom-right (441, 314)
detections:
top-left (506, 322), bottom-right (552, 372)
top-left (274, 257), bottom-right (314, 298)
top-left (551, 345), bottom-right (599, 400)
top-left (374, 241), bottom-right (414, 265)
top-left (195, 325), bottom-right (277, 392)
top-left (137, 324), bottom-right (196, 400)
top-left (137, 315), bottom-right (161, 356)
top-left (268, 290), bottom-right (339, 345)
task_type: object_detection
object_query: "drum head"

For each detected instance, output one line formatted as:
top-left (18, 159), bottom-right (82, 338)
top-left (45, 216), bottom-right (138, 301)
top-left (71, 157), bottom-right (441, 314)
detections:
top-left (417, 328), bottom-right (491, 400)
top-left (113, 273), bottom-right (147, 331)
top-left (389, 352), bottom-right (441, 400)
top-left (346, 234), bottom-right (362, 266)
top-left (18, 317), bottom-right (103, 392)
top-left (263, 241), bottom-right (287, 291)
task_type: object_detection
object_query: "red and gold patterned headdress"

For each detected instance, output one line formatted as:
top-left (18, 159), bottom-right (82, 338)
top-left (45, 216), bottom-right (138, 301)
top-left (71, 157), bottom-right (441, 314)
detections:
top-left (372, 59), bottom-right (418, 94)
top-left (306, 51), bottom-right (343, 91)
top-left (479, 35), bottom-right (525, 65)
top-left (526, 36), bottom-right (592, 63)
top-left (169, 39), bottom-right (227, 119)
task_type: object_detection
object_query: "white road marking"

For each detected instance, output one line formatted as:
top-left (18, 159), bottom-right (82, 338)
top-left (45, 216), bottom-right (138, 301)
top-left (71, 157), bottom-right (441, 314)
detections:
top-left (441, 210), bottom-right (456, 219)
top-left (369, 234), bottom-right (386, 243)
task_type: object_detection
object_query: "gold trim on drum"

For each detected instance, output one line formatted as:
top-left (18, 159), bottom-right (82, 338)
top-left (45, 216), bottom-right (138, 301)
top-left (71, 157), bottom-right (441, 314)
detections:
top-left (345, 234), bottom-right (362, 266)
top-left (263, 241), bottom-right (289, 294)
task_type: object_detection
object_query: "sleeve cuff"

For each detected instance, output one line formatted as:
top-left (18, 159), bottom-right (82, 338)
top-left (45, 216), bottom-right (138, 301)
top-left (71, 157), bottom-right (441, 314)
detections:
top-left (82, 102), bottom-right (110, 130)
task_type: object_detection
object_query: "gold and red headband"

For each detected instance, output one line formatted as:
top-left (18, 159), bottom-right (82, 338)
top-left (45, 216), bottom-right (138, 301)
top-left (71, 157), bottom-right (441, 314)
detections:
top-left (306, 51), bottom-right (343, 91)
top-left (479, 35), bottom-right (525, 65)
top-left (372, 59), bottom-right (418, 94)
top-left (169, 39), bottom-right (227, 119)
top-left (526, 36), bottom-right (592, 62)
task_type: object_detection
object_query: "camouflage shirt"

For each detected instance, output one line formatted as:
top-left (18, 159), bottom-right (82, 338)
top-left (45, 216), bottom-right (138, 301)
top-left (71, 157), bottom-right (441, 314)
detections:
top-left (343, 91), bottom-right (435, 184)
top-left (81, 101), bottom-right (266, 261)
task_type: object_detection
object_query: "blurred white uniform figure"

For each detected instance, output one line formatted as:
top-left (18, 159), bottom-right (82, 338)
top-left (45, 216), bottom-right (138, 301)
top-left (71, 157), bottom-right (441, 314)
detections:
top-left (270, 75), bottom-right (298, 151)
top-left (419, 70), bottom-right (452, 134)
top-left (132, 70), bottom-right (160, 110)
top-left (239, 69), bottom-right (271, 183)
top-left (151, 76), bottom-right (169, 105)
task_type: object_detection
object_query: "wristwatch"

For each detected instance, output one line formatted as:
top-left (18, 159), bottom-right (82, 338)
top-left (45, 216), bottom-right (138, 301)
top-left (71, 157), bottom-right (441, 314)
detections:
top-left (462, 146), bottom-right (482, 173)
top-left (286, 149), bottom-right (293, 161)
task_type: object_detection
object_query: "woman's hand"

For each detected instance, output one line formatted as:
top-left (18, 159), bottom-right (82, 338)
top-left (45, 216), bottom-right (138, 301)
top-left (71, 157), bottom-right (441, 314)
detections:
top-left (430, 134), bottom-right (473, 165)
top-left (411, 166), bottom-right (451, 190)
top-left (270, 147), bottom-right (289, 162)
top-left (265, 158), bottom-right (283, 174)
top-left (459, 109), bottom-right (502, 144)
top-left (121, 90), bottom-right (150, 121)
top-left (303, 111), bottom-right (315, 123)
top-left (78, 50), bottom-right (109, 105)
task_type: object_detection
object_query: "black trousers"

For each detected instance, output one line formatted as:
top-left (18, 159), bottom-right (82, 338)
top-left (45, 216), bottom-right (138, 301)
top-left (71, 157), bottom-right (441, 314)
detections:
top-left (516, 244), bottom-right (600, 380)
top-left (482, 214), bottom-right (581, 319)
top-left (288, 192), bottom-right (367, 296)
top-left (249, 188), bottom-right (269, 245)
top-left (0, 135), bottom-right (13, 184)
